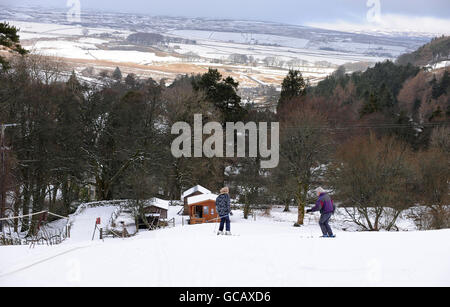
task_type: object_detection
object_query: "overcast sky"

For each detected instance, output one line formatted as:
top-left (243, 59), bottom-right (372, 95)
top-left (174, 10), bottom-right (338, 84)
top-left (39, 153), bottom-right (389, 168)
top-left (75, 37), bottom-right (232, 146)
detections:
top-left (2, 0), bottom-right (450, 34)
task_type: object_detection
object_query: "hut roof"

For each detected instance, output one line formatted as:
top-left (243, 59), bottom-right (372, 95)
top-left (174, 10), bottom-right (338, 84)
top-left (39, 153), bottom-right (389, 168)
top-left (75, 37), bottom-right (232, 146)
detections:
top-left (143, 198), bottom-right (170, 211)
top-left (187, 194), bottom-right (218, 205)
top-left (181, 185), bottom-right (212, 199)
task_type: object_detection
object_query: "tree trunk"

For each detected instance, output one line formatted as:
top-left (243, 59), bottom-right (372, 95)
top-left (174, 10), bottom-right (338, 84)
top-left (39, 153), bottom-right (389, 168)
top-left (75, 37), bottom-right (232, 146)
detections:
top-left (95, 175), bottom-right (111, 201)
top-left (13, 186), bottom-right (21, 232)
top-left (283, 201), bottom-right (290, 212)
top-left (297, 201), bottom-right (304, 225)
top-left (49, 183), bottom-right (58, 214)
top-left (296, 181), bottom-right (308, 225)
top-left (386, 210), bottom-right (401, 231)
top-left (243, 194), bottom-right (251, 219)
top-left (297, 182), bottom-right (305, 225)
top-left (21, 184), bottom-right (31, 232)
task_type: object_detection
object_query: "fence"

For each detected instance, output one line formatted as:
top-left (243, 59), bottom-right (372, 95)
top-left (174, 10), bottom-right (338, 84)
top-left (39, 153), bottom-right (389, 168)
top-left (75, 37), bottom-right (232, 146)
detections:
top-left (0, 200), bottom-right (178, 244)
top-left (98, 203), bottom-right (177, 240)
top-left (0, 210), bottom-right (71, 247)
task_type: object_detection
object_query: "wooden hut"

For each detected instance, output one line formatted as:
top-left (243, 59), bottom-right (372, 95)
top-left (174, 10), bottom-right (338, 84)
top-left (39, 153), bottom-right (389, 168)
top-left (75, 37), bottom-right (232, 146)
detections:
top-left (137, 198), bottom-right (169, 229)
top-left (187, 194), bottom-right (219, 225)
top-left (181, 185), bottom-right (211, 215)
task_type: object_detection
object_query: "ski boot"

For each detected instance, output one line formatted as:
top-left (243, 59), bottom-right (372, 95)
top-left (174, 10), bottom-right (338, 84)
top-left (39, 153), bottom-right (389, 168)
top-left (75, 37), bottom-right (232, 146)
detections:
top-left (225, 231), bottom-right (232, 236)
top-left (217, 231), bottom-right (224, 235)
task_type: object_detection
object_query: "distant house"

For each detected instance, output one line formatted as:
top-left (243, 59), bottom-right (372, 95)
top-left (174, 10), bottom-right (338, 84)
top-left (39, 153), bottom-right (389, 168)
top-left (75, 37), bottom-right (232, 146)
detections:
top-left (181, 185), bottom-right (211, 215)
top-left (187, 193), bottom-right (219, 225)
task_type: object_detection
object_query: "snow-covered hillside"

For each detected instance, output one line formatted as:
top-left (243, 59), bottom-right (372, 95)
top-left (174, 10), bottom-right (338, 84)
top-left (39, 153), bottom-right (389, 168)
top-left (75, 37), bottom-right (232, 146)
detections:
top-left (0, 5), bottom-right (431, 90)
top-left (0, 204), bottom-right (449, 286)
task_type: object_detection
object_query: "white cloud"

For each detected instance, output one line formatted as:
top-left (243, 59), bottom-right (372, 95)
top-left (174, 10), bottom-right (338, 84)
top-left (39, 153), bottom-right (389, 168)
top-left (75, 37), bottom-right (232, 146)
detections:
top-left (308, 14), bottom-right (450, 37)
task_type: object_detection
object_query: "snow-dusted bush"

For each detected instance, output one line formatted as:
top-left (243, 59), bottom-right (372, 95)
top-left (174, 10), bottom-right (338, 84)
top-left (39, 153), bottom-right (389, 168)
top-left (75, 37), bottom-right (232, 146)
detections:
top-left (407, 206), bottom-right (450, 230)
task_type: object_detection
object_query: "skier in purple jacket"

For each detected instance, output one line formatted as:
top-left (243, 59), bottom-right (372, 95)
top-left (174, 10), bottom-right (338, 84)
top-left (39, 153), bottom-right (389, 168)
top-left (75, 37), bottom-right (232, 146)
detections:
top-left (306, 187), bottom-right (336, 238)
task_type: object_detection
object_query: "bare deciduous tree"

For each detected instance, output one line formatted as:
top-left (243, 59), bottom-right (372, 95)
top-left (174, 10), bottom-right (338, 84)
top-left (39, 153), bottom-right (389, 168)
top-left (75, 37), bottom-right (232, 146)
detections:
top-left (279, 103), bottom-right (332, 225)
top-left (412, 148), bottom-right (449, 229)
top-left (329, 134), bottom-right (415, 231)
top-left (430, 126), bottom-right (450, 154)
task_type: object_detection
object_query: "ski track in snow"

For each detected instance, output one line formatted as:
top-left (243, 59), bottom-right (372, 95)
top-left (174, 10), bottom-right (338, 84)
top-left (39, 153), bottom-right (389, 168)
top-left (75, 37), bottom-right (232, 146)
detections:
top-left (0, 244), bottom-right (91, 278)
top-left (0, 205), bottom-right (449, 286)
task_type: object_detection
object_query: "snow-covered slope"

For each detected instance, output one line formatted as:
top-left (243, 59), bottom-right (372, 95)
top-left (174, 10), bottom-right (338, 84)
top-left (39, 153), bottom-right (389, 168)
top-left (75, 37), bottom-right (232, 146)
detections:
top-left (69, 205), bottom-right (119, 242)
top-left (0, 205), bottom-right (449, 286)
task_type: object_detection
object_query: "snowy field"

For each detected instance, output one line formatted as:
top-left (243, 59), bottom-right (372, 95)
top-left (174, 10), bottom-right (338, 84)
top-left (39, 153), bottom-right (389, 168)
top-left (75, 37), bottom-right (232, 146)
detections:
top-left (32, 40), bottom-right (179, 64)
top-left (12, 19), bottom-right (380, 68)
top-left (168, 30), bottom-right (393, 64)
top-left (0, 204), bottom-right (449, 287)
top-left (1, 18), bottom-right (394, 88)
top-left (8, 20), bottom-right (393, 67)
top-left (7, 20), bottom-right (178, 65)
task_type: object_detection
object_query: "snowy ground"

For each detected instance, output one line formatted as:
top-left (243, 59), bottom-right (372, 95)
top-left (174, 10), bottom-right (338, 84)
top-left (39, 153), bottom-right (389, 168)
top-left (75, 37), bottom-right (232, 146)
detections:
top-left (0, 204), bottom-right (449, 287)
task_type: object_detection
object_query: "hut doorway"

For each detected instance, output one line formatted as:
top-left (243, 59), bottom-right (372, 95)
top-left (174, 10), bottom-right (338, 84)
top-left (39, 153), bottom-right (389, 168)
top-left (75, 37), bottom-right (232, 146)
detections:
top-left (193, 206), bottom-right (203, 218)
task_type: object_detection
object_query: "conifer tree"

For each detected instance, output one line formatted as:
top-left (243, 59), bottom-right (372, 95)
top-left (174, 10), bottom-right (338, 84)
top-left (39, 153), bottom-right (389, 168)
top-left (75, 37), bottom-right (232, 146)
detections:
top-left (112, 66), bottom-right (123, 81)
top-left (0, 22), bottom-right (27, 69)
top-left (278, 70), bottom-right (306, 112)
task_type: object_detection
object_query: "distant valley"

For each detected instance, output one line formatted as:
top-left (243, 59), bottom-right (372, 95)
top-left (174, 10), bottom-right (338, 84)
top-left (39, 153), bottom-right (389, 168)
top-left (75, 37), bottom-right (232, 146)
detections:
top-left (0, 5), bottom-right (432, 102)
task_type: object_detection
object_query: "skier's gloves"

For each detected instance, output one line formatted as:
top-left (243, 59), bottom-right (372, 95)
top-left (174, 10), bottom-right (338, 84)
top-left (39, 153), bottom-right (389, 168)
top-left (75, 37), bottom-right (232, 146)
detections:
top-left (306, 209), bottom-right (313, 213)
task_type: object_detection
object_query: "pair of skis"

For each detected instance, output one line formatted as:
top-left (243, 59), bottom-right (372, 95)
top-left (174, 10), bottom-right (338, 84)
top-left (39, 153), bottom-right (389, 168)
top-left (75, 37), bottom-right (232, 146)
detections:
top-left (299, 235), bottom-right (337, 239)
top-left (216, 235), bottom-right (335, 238)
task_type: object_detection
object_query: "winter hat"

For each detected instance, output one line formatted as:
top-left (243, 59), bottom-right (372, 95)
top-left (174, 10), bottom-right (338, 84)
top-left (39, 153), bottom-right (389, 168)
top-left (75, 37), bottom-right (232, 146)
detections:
top-left (220, 187), bottom-right (229, 194)
top-left (315, 187), bottom-right (326, 195)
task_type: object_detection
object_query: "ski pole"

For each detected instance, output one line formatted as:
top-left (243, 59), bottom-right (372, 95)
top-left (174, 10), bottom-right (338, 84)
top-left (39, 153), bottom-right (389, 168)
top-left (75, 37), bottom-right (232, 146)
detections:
top-left (213, 220), bottom-right (218, 233)
top-left (208, 217), bottom-right (220, 233)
